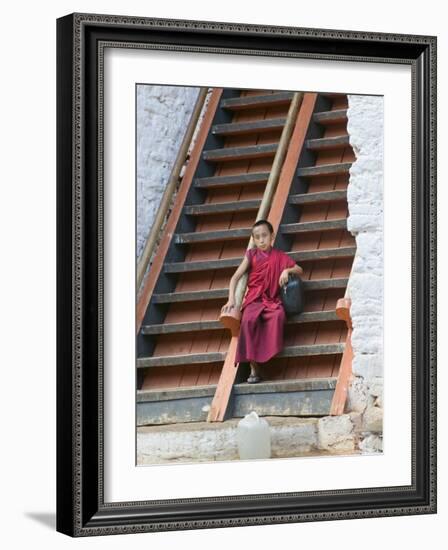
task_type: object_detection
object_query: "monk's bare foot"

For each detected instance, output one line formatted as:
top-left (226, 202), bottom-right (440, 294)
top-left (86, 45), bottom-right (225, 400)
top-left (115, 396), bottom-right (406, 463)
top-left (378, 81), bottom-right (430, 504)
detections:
top-left (247, 362), bottom-right (261, 383)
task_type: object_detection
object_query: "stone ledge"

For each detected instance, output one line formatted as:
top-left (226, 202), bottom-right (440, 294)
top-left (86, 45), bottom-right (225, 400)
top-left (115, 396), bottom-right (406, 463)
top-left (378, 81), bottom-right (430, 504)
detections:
top-left (137, 415), bottom-right (363, 465)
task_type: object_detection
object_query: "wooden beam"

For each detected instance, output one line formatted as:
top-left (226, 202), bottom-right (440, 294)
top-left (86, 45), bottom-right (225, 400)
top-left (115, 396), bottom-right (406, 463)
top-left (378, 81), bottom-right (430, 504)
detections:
top-left (207, 336), bottom-right (239, 422)
top-left (136, 88), bottom-right (223, 334)
top-left (330, 298), bottom-right (353, 415)
top-left (268, 92), bottom-right (318, 231)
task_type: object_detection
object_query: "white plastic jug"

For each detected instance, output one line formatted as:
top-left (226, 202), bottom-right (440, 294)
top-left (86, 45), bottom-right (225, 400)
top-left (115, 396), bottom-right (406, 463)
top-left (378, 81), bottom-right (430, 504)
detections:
top-left (237, 411), bottom-right (271, 460)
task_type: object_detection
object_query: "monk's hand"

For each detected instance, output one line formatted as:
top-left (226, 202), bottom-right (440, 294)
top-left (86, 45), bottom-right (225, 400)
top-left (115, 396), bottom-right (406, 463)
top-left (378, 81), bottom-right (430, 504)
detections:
top-left (279, 269), bottom-right (290, 287)
top-left (221, 300), bottom-right (236, 314)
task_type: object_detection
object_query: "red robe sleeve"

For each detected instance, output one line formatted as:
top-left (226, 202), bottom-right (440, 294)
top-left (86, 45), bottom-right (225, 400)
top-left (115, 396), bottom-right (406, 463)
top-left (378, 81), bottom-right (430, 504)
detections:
top-left (280, 250), bottom-right (297, 270)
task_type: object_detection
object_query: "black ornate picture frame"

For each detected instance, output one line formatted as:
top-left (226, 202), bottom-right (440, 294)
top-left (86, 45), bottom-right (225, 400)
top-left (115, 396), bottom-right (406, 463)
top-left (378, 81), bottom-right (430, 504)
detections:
top-left (56, 12), bottom-right (437, 537)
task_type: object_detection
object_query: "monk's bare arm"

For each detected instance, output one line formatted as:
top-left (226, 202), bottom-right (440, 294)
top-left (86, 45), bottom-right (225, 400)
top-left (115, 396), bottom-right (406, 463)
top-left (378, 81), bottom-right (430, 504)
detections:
top-left (289, 264), bottom-right (304, 276)
top-left (279, 263), bottom-right (304, 287)
top-left (221, 256), bottom-right (249, 313)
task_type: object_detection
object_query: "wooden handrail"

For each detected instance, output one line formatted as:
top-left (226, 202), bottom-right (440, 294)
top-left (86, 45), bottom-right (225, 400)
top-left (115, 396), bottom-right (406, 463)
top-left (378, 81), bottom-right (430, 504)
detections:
top-left (136, 88), bottom-right (209, 293)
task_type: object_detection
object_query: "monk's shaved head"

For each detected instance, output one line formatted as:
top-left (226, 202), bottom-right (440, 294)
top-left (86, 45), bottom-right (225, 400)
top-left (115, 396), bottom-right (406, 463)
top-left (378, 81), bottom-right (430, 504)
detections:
top-left (252, 219), bottom-right (274, 234)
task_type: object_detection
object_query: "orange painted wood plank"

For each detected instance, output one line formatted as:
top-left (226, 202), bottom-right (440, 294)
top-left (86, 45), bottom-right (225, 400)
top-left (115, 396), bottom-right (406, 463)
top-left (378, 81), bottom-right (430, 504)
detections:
top-left (207, 336), bottom-right (239, 421)
top-left (268, 93), bottom-right (318, 232)
top-left (330, 327), bottom-right (353, 414)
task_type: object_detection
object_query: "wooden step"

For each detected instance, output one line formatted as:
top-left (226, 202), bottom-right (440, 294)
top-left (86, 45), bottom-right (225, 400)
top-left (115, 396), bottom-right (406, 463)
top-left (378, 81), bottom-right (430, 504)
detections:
top-left (212, 118), bottom-right (286, 136)
top-left (306, 135), bottom-right (350, 151)
top-left (164, 246), bottom-right (356, 274)
top-left (184, 199), bottom-right (261, 216)
top-left (281, 218), bottom-right (347, 234)
top-left (141, 310), bottom-right (341, 336)
top-left (304, 278), bottom-right (348, 290)
top-left (137, 352), bottom-right (226, 369)
top-left (137, 342), bottom-right (344, 369)
top-left (152, 288), bottom-right (229, 304)
top-left (289, 189), bottom-right (347, 205)
top-left (278, 343), bottom-right (345, 358)
top-left (152, 278), bottom-right (348, 304)
top-left (194, 172), bottom-right (270, 189)
top-left (203, 143), bottom-right (277, 163)
top-left (221, 92), bottom-right (294, 111)
top-left (137, 377), bottom-right (339, 424)
top-left (313, 109), bottom-right (348, 125)
top-left (142, 320), bottom-right (224, 335)
top-left (297, 162), bottom-right (352, 178)
top-left (176, 218), bottom-right (348, 244)
top-left (174, 227), bottom-right (251, 244)
top-left (232, 377), bottom-right (338, 417)
top-left (289, 246), bottom-right (355, 262)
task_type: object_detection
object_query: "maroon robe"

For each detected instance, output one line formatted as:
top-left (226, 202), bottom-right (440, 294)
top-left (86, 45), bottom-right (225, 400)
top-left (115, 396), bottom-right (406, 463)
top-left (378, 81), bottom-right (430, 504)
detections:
top-left (234, 246), bottom-right (297, 364)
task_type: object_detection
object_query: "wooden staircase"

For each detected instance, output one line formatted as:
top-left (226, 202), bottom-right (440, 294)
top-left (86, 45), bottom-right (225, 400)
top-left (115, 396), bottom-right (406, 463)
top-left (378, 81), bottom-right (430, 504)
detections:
top-left (136, 89), bottom-right (356, 426)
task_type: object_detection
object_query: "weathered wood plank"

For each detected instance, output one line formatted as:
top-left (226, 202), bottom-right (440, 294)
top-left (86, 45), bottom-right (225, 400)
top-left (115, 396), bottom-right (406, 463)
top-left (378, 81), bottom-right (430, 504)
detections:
top-left (137, 352), bottom-right (226, 368)
top-left (137, 342), bottom-right (344, 369)
top-left (313, 109), bottom-right (348, 125)
top-left (141, 310), bottom-right (341, 336)
top-left (305, 278), bottom-right (348, 290)
top-left (137, 395), bottom-right (212, 425)
top-left (232, 387), bottom-right (334, 417)
top-left (212, 118), bottom-right (286, 136)
top-left (221, 91), bottom-right (294, 110)
top-left (289, 246), bottom-right (355, 262)
top-left (174, 227), bottom-right (251, 244)
top-left (289, 189), bottom-right (347, 205)
top-left (194, 172), bottom-right (270, 189)
top-left (163, 246), bottom-right (356, 273)
top-left (281, 218), bottom-right (347, 233)
top-left (297, 162), bottom-right (352, 178)
top-left (176, 219), bottom-right (348, 244)
top-left (203, 143), bottom-right (277, 162)
top-left (233, 377), bottom-right (337, 395)
top-left (184, 199), bottom-right (261, 216)
top-left (136, 377), bottom-right (338, 425)
top-left (137, 384), bottom-right (216, 402)
top-left (277, 343), bottom-right (344, 357)
top-left (152, 288), bottom-right (228, 303)
top-left (151, 278), bottom-right (347, 304)
top-left (141, 320), bottom-right (223, 335)
top-left (306, 135), bottom-right (350, 151)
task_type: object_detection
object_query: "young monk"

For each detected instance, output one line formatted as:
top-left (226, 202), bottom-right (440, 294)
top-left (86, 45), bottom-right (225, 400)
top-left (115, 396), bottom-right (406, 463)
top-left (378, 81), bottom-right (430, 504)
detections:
top-left (221, 219), bottom-right (303, 383)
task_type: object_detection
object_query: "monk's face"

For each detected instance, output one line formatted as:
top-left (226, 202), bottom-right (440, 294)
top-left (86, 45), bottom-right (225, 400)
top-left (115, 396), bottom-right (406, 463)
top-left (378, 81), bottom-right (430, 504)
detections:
top-left (252, 224), bottom-right (274, 251)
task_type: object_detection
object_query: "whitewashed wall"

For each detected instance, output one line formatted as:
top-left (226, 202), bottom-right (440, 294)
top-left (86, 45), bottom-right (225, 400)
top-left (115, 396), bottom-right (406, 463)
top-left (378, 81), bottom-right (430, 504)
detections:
top-left (136, 85), bottom-right (200, 259)
top-left (345, 94), bottom-right (384, 452)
